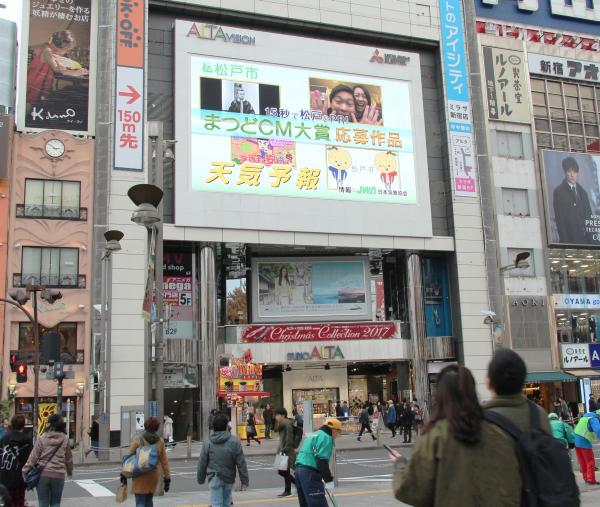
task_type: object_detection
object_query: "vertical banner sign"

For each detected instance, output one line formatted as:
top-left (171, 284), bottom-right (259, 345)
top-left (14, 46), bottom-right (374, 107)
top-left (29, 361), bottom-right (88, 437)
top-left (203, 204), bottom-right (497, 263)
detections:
top-left (163, 251), bottom-right (193, 339)
top-left (439, 0), bottom-right (477, 197)
top-left (483, 47), bottom-right (530, 124)
top-left (114, 0), bottom-right (145, 171)
top-left (22, 0), bottom-right (93, 132)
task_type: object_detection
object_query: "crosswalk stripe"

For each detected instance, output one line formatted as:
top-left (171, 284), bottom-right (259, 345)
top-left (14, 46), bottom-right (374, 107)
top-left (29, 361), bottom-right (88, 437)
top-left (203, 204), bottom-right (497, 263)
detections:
top-left (75, 479), bottom-right (115, 497)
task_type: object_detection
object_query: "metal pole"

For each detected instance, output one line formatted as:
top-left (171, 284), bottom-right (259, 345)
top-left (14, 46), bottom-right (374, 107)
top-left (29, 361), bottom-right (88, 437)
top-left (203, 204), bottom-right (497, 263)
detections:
top-left (99, 254), bottom-right (109, 460)
top-left (200, 246), bottom-right (217, 440)
top-left (144, 226), bottom-right (153, 412)
top-left (105, 253), bottom-right (113, 452)
top-left (57, 377), bottom-right (63, 414)
top-left (406, 252), bottom-right (430, 416)
top-left (148, 121), bottom-right (164, 433)
top-left (32, 290), bottom-right (40, 441)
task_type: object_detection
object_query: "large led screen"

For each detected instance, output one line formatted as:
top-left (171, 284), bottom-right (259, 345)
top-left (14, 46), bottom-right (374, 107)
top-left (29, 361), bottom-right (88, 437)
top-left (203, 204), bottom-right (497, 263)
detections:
top-left (175, 21), bottom-right (432, 237)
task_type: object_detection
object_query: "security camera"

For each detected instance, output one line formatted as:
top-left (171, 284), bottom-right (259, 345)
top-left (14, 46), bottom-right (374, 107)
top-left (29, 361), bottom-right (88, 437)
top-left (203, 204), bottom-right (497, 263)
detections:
top-left (480, 310), bottom-right (496, 318)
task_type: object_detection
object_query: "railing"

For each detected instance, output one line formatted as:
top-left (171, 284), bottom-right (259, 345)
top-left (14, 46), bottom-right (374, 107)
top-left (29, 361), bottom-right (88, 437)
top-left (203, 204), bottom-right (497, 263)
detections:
top-left (16, 204), bottom-right (88, 221)
top-left (13, 273), bottom-right (86, 289)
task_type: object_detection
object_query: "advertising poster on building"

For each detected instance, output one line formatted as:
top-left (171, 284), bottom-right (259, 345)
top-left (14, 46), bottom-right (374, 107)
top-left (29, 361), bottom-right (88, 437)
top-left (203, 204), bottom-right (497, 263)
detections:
top-left (252, 257), bottom-right (371, 323)
top-left (483, 47), bottom-right (530, 123)
top-left (163, 250), bottom-right (193, 339)
top-left (21, 0), bottom-right (94, 132)
top-left (542, 150), bottom-right (600, 246)
top-left (175, 21), bottom-right (432, 237)
top-left (440, 0), bottom-right (478, 197)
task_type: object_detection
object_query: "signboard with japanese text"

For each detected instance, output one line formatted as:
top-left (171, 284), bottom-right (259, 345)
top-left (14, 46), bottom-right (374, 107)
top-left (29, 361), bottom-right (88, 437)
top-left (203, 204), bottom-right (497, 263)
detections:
top-left (475, 0), bottom-right (600, 36)
top-left (240, 322), bottom-right (398, 343)
top-left (561, 343), bottom-right (591, 368)
top-left (541, 150), bottom-right (600, 247)
top-left (440, 0), bottom-right (477, 197)
top-left (114, 0), bottom-right (145, 171)
top-left (251, 257), bottom-right (371, 324)
top-left (553, 294), bottom-right (600, 310)
top-left (591, 344), bottom-right (600, 368)
top-left (175, 21), bottom-right (432, 237)
top-left (483, 47), bottom-right (530, 124)
top-left (18, 0), bottom-right (96, 134)
top-left (163, 250), bottom-right (193, 339)
top-left (529, 54), bottom-right (599, 85)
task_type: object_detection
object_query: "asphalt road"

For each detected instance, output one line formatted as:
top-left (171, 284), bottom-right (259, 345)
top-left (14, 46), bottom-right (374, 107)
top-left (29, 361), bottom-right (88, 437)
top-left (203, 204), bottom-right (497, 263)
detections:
top-left (25, 448), bottom-right (404, 501)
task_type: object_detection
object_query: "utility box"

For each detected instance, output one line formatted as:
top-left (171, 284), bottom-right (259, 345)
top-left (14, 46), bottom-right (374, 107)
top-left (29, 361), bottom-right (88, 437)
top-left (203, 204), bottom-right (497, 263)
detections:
top-left (120, 405), bottom-right (145, 452)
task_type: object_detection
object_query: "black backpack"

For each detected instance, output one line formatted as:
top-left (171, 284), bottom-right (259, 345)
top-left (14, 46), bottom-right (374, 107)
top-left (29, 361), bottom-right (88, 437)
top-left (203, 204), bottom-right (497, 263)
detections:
top-left (484, 401), bottom-right (579, 507)
top-left (292, 423), bottom-right (303, 449)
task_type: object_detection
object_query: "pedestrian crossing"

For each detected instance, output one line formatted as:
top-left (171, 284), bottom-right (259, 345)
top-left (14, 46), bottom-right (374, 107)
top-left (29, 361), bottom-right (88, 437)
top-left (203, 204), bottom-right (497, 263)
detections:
top-left (74, 480), bottom-right (115, 497)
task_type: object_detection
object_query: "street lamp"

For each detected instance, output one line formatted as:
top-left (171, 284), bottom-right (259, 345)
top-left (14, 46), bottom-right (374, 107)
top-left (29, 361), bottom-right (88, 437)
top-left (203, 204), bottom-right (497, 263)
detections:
top-left (1, 286), bottom-right (62, 441)
top-left (128, 180), bottom-right (164, 432)
top-left (97, 230), bottom-right (123, 461)
top-left (500, 251), bottom-right (531, 273)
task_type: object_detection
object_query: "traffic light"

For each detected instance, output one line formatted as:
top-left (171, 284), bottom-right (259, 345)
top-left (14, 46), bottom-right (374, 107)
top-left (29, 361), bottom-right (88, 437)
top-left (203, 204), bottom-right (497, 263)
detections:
top-left (16, 363), bottom-right (27, 383)
top-left (53, 361), bottom-right (65, 380)
top-left (9, 353), bottom-right (18, 373)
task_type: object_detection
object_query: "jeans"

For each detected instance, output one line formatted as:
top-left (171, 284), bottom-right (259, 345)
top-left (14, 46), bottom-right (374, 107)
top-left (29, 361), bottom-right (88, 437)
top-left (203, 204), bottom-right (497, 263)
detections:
top-left (91, 439), bottom-right (99, 457)
top-left (36, 476), bottom-right (65, 507)
top-left (265, 422), bottom-right (272, 439)
top-left (134, 493), bottom-right (154, 507)
top-left (209, 475), bottom-right (234, 507)
top-left (295, 465), bottom-right (328, 507)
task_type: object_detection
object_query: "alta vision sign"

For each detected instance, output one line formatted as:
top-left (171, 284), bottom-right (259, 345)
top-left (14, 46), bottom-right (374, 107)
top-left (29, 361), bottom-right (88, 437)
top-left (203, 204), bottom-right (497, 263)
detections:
top-left (186, 23), bottom-right (256, 45)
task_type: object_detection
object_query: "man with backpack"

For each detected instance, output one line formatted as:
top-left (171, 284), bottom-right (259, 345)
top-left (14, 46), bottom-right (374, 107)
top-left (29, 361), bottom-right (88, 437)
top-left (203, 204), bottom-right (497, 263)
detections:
top-left (484, 349), bottom-right (579, 507)
top-left (573, 408), bottom-right (600, 484)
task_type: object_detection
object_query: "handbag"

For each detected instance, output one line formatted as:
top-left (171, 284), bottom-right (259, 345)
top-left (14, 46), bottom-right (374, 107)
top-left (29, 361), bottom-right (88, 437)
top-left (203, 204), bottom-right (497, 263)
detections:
top-left (25, 440), bottom-right (63, 490)
top-left (273, 453), bottom-right (289, 471)
top-left (121, 438), bottom-right (159, 478)
top-left (116, 484), bottom-right (128, 503)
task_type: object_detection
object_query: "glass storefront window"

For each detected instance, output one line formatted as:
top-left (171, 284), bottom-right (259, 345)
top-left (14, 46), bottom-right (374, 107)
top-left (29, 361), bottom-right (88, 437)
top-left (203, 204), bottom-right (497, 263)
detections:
top-left (555, 311), bottom-right (600, 344)
top-left (549, 249), bottom-right (600, 294)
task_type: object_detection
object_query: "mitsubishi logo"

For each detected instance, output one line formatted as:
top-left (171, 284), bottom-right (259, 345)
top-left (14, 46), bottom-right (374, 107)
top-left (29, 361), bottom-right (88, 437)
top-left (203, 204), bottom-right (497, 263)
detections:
top-left (370, 49), bottom-right (384, 63)
top-left (370, 49), bottom-right (410, 66)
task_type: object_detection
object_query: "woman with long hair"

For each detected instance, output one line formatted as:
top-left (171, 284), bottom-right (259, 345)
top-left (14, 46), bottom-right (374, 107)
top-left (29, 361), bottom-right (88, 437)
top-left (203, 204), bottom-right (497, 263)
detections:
top-left (393, 365), bottom-right (521, 506)
top-left (275, 266), bottom-right (293, 305)
top-left (22, 414), bottom-right (73, 507)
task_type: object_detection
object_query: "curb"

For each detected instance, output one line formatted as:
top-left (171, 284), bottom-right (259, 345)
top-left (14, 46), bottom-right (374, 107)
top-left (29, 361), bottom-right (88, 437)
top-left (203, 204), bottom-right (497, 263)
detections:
top-left (73, 442), bottom-right (414, 468)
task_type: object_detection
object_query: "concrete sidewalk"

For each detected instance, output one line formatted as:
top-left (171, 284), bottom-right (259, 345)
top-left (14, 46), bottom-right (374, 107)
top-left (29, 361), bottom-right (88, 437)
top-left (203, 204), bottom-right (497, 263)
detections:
top-left (76, 429), bottom-right (411, 466)
top-left (59, 478), bottom-right (600, 507)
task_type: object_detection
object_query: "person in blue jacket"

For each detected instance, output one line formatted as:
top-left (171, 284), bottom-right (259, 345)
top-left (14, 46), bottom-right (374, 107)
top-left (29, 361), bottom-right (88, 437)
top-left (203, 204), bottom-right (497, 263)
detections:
top-left (574, 409), bottom-right (600, 484)
top-left (386, 400), bottom-right (397, 437)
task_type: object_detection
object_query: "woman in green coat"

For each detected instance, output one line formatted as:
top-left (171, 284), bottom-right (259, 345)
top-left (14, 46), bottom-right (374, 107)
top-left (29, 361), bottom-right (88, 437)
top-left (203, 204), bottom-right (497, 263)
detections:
top-left (393, 365), bottom-right (522, 507)
top-left (274, 408), bottom-right (297, 498)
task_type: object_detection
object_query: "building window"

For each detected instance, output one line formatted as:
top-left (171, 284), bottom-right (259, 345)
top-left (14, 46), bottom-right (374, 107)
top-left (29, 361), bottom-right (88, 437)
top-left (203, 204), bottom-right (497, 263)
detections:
top-left (496, 131), bottom-right (524, 159)
top-left (507, 248), bottom-right (535, 277)
top-left (21, 247), bottom-right (79, 287)
top-left (21, 179), bottom-right (82, 220)
top-left (531, 77), bottom-right (600, 153)
top-left (17, 322), bottom-right (80, 364)
top-left (502, 188), bottom-right (530, 216)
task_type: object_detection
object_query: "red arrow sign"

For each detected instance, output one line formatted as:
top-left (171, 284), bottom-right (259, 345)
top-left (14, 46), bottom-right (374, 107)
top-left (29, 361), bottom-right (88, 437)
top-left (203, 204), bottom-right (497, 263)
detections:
top-left (119, 85), bottom-right (141, 105)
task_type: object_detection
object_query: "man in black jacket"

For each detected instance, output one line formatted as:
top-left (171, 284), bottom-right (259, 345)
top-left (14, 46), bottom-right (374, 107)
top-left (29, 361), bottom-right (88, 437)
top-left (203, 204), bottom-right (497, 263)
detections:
top-left (553, 156), bottom-right (593, 244)
top-left (0, 415), bottom-right (32, 507)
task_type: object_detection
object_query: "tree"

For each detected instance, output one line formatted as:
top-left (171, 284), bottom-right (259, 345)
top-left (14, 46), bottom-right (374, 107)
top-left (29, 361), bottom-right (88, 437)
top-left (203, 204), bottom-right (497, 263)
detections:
top-left (227, 285), bottom-right (248, 324)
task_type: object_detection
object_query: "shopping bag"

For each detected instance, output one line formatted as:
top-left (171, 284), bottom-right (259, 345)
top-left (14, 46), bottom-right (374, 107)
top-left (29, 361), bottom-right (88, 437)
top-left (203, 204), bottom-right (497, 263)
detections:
top-left (273, 453), bottom-right (289, 471)
top-left (116, 484), bottom-right (128, 503)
